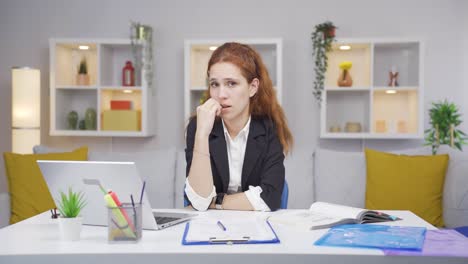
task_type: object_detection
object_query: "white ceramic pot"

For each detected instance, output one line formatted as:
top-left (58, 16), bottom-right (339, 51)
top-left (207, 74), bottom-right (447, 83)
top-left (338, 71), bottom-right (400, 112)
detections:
top-left (58, 216), bottom-right (83, 241)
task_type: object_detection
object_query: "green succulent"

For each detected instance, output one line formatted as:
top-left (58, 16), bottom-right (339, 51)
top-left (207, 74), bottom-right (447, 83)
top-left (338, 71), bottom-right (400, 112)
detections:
top-left (56, 188), bottom-right (87, 218)
top-left (78, 57), bottom-right (88, 74)
top-left (424, 100), bottom-right (467, 155)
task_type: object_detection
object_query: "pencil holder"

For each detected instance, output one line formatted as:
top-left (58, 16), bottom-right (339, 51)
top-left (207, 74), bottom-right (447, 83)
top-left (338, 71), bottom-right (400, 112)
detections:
top-left (107, 202), bottom-right (142, 243)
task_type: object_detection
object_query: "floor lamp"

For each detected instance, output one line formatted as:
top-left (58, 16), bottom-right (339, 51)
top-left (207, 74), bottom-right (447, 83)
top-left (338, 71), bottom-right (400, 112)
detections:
top-left (11, 67), bottom-right (40, 154)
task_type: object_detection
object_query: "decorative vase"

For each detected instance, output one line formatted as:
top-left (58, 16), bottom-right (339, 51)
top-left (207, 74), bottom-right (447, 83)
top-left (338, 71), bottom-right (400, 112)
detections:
top-left (375, 120), bottom-right (387, 133)
top-left (345, 122), bottom-right (362, 132)
top-left (85, 108), bottom-right (97, 130)
top-left (325, 27), bottom-right (336, 38)
top-left (58, 216), bottom-right (83, 241)
top-left (79, 120), bottom-right (86, 130)
top-left (337, 69), bottom-right (353, 87)
top-left (76, 74), bottom-right (90, 86)
top-left (67, 111), bottom-right (79, 130)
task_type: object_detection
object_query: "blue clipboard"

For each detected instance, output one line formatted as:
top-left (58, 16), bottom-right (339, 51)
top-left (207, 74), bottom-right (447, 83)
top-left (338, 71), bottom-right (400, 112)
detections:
top-left (181, 220), bottom-right (280, 245)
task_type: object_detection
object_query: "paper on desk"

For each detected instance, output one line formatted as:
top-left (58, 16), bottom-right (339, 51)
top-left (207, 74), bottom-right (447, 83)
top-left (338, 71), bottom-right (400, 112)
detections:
top-left (185, 217), bottom-right (277, 242)
top-left (384, 229), bottom-right (468, 257)
top-left (268, 210), bottom-right (339, 230)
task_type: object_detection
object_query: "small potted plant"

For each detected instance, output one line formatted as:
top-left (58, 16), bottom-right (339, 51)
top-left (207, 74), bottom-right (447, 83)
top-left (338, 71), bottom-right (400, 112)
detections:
top-left (337, 61), bottom-right (353, 87)
top-left (425, 100), bottom-right (467, 154)
top-left (311, 21), bottom-right (337, 104)
top-left (76, 57), bottom-right (90, 86)
top-left (56, 188), bottom-right (87, 241)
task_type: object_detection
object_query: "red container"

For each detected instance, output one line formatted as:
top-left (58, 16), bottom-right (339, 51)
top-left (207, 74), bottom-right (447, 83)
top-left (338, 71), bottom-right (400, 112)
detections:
top-left (110, 100), bottom-right (132, 110)
top-left (122, 61), bottom-right (135, 86)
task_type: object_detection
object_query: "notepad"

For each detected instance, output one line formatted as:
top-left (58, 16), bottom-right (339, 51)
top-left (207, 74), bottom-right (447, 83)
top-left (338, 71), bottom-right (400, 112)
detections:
top-left (314, 224), bottom-right (426, 251)
top-left (182, 217), bottom-right (279, 245)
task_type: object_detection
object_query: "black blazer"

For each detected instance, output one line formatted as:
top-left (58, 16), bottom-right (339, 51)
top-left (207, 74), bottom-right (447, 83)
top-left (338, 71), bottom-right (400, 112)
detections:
top-left (185, 116), bottom-right (285, 211)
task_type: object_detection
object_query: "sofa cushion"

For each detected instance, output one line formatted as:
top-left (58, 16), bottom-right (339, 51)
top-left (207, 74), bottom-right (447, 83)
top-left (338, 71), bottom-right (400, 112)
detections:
top-left (435, 146), bottom-right (468, 228)
top-left (314, 148), bottom-right (366, 208)
top-left (3, 147), bottom-right (88, 224)
top-left (284, 149), bottom-right (314, 209)
top-left (89, 148), bottom-right (177, 209)
top-left (365, 148), bottom-right (449, 227)
top-left (175, 151), bottom-right (187, 208)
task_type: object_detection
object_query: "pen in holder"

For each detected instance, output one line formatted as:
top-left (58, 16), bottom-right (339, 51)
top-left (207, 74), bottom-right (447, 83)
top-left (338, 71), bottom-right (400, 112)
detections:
top-left (107, 202), bottom-right (142, 243)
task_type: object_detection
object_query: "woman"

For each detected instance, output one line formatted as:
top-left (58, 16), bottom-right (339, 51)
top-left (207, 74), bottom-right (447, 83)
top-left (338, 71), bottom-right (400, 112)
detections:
top-left (185, 42), bottom-right (293, 211)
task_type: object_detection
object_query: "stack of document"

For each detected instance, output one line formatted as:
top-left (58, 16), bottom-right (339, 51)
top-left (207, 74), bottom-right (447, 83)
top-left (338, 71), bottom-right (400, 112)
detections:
top-left (182, 217), bottom-right (279, 245)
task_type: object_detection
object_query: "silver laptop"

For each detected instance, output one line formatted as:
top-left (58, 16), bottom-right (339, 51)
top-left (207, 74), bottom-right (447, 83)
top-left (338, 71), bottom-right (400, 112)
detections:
top-left (37, 160), bottom-right (195, 230)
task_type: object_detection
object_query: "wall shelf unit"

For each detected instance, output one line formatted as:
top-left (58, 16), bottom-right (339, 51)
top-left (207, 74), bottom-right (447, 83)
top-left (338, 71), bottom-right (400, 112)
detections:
top-left (320, 38), bottom-right (424, 139)
top-left (49, 38), bottom-right (154, 137)
top-left (184, 38), bottom-right (282, 121)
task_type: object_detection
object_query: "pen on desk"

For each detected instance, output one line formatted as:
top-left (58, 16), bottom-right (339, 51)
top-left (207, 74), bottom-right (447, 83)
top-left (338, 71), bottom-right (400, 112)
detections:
top-left (217, 221), bottom-right (227, 231)
top-left (139, 181), bottom-right (146, 204)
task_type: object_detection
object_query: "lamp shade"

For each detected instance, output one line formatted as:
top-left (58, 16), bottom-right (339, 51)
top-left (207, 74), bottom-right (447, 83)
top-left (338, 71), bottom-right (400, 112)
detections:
top-left (11, 67), bottom-right (40, 154)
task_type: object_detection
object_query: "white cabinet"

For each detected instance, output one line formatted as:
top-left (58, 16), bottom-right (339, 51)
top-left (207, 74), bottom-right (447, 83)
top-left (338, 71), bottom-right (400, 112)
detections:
top-left (49, 38), bottom-right (154, 137)
top-left (321, 39), bottom-right (424, 139)
top-left (184, 39), bottom-right (282, 122)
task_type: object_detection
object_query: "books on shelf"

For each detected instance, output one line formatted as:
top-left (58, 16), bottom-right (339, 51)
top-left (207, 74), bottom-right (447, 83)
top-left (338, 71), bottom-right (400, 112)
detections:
top-left (111, 100), bottom-right (132, 110)
top-left (269, 202), bottom-right (400, 230)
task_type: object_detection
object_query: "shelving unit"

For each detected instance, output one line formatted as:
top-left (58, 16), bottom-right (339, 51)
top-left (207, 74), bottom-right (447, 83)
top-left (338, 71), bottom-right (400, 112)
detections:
top-left (320, 39), bottom-right (423, 139)
top-left (184, 39), bottom-right (282, 121)
top-left (49, 38), bottom-right (154, 137)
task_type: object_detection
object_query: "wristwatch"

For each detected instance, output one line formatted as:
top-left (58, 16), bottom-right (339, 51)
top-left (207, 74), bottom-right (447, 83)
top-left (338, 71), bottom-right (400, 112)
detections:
top-left (215, 193), bottom-right (225, 210)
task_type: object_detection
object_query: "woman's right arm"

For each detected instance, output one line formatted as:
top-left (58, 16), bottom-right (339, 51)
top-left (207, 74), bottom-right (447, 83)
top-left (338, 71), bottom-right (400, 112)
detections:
top-left (185, 99), bottom-right (221, 210)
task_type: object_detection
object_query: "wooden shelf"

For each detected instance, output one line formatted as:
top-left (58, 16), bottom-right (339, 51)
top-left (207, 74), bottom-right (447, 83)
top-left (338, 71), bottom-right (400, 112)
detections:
top-left (49, 38), bottom-right (154, 137)
top-left (320, 39), bottom-right (423, 139)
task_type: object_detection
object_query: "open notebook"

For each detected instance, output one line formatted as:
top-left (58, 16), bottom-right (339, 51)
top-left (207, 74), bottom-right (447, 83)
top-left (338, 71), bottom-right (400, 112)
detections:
top-left (270, 202), bottom-right (400, 230)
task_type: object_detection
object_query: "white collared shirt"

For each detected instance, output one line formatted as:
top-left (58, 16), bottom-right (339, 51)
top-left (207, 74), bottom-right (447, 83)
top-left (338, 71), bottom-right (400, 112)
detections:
top-left (185, 116), bottom-right (271, 211)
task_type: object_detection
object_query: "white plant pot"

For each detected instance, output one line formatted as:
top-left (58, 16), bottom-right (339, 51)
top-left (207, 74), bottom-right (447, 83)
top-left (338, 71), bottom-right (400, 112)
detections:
top-left (58, 216), bottom-right (83, 241)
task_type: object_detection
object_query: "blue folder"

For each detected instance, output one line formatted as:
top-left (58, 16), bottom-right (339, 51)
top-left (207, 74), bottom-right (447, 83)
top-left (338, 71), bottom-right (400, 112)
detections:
top-left (314, 224), bottom-right (426, 251)
top-left (181, 220), bottom-right (280, 245)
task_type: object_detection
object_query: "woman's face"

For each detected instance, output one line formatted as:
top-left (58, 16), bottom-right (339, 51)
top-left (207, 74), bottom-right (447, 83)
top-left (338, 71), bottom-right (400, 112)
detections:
top-left (208, 62), bottom-right (258, 122)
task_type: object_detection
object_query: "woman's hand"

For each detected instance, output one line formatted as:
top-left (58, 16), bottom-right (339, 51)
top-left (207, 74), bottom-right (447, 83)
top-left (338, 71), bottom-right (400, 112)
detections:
top-left (196, 98), bottom-right (221, 138)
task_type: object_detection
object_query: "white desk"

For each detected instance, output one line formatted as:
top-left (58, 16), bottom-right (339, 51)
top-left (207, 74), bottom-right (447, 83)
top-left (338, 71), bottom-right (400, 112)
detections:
top-left (0, 209), bottom-right (465, 264)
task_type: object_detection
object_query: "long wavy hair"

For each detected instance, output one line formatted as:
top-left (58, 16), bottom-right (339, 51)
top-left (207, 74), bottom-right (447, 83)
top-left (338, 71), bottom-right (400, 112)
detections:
top-left (204, 42), bottom-right (293, 154)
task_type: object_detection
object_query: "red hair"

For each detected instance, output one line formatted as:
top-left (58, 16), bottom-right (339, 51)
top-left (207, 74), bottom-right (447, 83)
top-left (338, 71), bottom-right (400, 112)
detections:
top-left (205, 42), bottom-right (293, 154)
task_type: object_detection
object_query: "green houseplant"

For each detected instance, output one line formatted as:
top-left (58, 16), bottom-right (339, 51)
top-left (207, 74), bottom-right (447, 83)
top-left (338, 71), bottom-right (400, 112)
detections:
top-left (424, 100), bottom-right (467, 155)
top-left (56, 188), bottom-right (86, 240)
top-left (311, 21), bottom-right (337, 104)
top-left (76, 57), bottom-right (90, 85)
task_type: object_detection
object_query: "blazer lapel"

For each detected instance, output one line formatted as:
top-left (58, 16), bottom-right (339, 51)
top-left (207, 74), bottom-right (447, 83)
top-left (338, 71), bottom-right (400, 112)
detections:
top-left (241, 118), bottom-right (266, 189)
top-left (209, 119), bottom-right (230, 193)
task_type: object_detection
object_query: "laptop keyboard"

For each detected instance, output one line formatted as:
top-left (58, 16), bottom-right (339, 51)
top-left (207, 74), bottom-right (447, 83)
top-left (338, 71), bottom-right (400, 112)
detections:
top-left (155, 216), bottom-right (180, 225)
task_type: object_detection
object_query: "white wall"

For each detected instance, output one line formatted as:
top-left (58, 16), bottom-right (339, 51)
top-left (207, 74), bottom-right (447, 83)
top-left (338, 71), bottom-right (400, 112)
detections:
top-left (0, 0), bottom-right (466, 194)
top-left (462, 0), bottom-right (468, 134)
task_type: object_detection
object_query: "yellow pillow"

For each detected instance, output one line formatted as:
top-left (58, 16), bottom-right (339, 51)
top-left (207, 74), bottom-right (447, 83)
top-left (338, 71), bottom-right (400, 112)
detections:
top-left (3, 147), bottom-right (88, 224)
top-left (365, 148), bottom-right (448, 227)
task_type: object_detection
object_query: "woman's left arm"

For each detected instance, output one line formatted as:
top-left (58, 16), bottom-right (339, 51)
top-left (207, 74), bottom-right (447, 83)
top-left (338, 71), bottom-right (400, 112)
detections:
top-left (222, 125), bottom-right (285, 211)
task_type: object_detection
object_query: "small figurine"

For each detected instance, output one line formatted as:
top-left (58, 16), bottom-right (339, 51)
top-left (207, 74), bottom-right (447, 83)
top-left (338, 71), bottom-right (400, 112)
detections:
top-left (388, 66), bottom-right (399, 87)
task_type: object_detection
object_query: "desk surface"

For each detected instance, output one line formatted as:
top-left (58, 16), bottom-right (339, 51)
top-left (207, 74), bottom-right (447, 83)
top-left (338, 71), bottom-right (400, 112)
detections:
top-left (0, 209), bottom-right (465, 264)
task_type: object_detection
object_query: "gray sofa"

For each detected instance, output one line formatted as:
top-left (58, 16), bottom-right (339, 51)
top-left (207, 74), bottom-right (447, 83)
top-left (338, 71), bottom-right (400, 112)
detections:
top-left (0, 145), bottom-right (467, 228)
